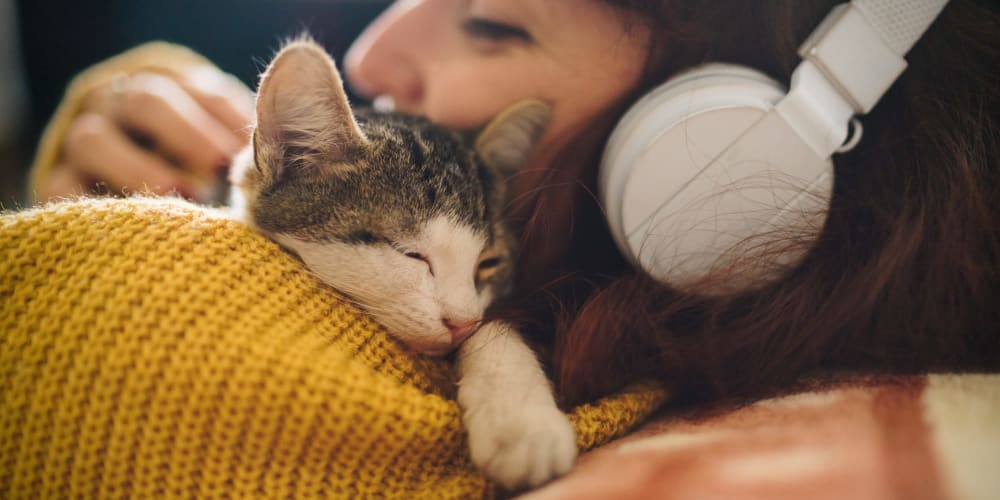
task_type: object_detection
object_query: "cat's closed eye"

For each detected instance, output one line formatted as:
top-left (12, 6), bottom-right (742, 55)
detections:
top-left (476, 257), bottom-right (502, 282)
top-left (400, 249), bottom-right (433, 275)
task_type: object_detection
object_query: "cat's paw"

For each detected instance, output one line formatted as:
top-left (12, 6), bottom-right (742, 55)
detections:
top-left (464, 401), bottom-right (578, 490)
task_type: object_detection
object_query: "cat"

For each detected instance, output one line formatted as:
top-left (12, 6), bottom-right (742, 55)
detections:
top-left (229, 39), bottom-right (577, 489)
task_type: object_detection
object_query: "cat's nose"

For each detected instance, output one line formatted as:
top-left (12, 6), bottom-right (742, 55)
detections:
top-left (443, 318), bottom-right (479, 345)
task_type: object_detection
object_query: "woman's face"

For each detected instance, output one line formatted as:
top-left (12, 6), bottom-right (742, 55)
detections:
top-left (345, 0), bottom-right (649, 171)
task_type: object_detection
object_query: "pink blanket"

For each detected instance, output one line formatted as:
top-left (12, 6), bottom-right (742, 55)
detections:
top-left (523, 375), bottom-right (999, 500)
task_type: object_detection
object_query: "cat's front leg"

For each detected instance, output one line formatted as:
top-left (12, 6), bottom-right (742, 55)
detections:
top-left (457, 321), bottom-right (578, 489)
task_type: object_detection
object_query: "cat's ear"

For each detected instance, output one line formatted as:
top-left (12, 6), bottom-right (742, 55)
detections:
top-left (475, 100), bottom-right (551, 175)
top-left (253, 37), bottom-right (369, 182)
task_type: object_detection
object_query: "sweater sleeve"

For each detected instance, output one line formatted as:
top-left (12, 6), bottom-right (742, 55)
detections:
top-left (26, 42), bottom-right (224, 203)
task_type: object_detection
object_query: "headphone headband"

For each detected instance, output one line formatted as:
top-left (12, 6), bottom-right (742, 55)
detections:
top-left (853, 0), bottom-right (950, 55)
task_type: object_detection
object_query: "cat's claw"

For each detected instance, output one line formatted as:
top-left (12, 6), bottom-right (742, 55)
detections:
top-left (465, 401), bottom-right (578, 490)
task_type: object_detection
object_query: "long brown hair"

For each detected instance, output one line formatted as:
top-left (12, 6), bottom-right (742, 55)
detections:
top-left (500, 0), bottom-right (1000, 407)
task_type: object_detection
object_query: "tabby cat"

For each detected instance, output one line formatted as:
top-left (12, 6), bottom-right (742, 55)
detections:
top-left (229, 39), bottom-right (577, 489)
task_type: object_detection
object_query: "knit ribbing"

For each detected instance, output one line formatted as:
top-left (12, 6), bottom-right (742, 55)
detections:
top-left (1, 197), bottom-right (666, 499)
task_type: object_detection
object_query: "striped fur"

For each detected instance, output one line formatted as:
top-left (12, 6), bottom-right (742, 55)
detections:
top-left (230, 39), bottom-right (576, 489)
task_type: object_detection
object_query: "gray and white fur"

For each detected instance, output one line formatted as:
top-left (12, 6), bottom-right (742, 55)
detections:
top-left (229, 39), bottom-right (577, 489)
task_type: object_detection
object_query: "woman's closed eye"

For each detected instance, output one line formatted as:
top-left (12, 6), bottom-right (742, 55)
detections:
top-left (462, 17), bottom-right (532, 43)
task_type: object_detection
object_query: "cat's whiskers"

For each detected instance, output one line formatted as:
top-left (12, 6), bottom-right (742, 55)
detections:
top-left (230, 38), bottom-right (574, 488)
top-left (326, 280), bottom-right (451, 339)
top-left (450, 322), bottom-right (516, 358)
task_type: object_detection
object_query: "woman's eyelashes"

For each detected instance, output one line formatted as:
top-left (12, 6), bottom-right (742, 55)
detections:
top-left (461, 17), bottom-right (532, 43)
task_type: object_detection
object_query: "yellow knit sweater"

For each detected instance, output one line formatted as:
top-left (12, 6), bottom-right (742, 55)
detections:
top-left (2, 43), bottom-right (668, 498)
top-left (0, 197), bottom-right (666, 498)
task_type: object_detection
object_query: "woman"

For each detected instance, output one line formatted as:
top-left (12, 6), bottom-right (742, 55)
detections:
top-left (32, 0), bottom-right (1000, 421)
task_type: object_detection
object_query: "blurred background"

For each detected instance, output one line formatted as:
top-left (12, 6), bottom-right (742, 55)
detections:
top-left (0, 0), bottom-right (390, 207)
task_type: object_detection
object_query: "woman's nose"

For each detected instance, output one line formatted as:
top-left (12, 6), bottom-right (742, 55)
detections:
top-left (344, 0), bottom-right (428, 111)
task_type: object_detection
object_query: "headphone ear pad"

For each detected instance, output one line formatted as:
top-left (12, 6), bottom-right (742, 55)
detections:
top-left (600, 64), bottom-right (834, 293)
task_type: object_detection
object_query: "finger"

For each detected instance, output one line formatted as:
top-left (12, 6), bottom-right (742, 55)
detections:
top-left (178, 67), bottom-right (255, 139)
top-left (63, 112), bottom-right (204, 198)
top-left (116, 72), bottom-right (245, 175)
top-left (36, 165), bottom-right (91, 202)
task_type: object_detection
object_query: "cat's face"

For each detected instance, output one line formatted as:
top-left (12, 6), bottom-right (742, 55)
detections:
top-left (271, 216), bottom-right (497, 355)
top-left (231, 39), bottom-right (547, 355)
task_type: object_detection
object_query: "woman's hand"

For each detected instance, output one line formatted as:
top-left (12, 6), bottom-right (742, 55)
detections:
top-left (42, 67), bottom-right (254, 203)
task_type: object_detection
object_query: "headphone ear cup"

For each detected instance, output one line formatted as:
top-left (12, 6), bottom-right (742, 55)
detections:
top-left (600, 64), bottom-right (834, 293)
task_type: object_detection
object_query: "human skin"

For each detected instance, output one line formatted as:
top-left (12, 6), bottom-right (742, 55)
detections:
top-left (344, 0), bottom-right (649, 198)
top-left (42, 0), bottom-right (650, 205)
top-left (47, 68), bottom-right (254, 201)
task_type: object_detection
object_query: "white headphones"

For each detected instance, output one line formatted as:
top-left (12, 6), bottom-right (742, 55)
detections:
top-left (599, 0), bottom-right (949, 293)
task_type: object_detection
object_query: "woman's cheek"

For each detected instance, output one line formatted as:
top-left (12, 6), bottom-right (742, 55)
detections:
top-left (420, 59), bottom-right (550, 129)
top-left (422, 88), bottom-right (509, 129)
